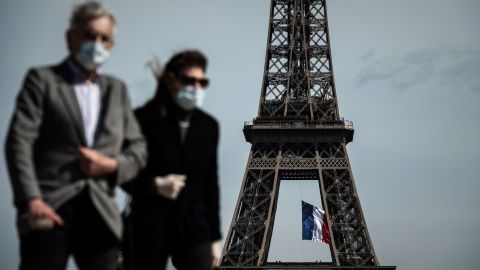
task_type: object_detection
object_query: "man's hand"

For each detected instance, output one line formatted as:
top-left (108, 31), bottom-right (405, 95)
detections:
top-left (27, 198), bottom-right (64, 230)
top-left (155, 174), bottom-right (187, 200)
top-left (211, 240), bottom-right (222, 267)
top-left (79, 147), bottom-right (118, 177)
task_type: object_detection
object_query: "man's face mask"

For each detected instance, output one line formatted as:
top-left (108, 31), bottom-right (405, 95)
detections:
top-left (75, 41), bottom-right (110, 71)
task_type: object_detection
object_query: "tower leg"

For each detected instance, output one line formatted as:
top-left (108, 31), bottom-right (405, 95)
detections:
top-left (220, 143), bottom-right (379, 267)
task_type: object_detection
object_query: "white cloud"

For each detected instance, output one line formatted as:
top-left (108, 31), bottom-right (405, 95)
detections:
top-left (357, 45), bottom-right (480, 92)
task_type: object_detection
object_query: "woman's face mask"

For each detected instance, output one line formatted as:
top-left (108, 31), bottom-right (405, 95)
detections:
top-left (174, 67), bottom-right (209, 110)
top-left (175, 86), bottom-right (206, 111)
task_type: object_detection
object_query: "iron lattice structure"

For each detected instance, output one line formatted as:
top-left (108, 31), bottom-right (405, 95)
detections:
top-left (219, 1), bottom-right (395, 269)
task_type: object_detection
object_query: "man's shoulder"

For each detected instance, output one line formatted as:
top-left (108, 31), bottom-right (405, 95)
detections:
top-left (28, 59), bottom-right (126, 89)
top-left (97, 73), bottom-right (129, 104)
top-left (25, 59), bottom-right (73, 83)
top-left (26, 62), bottom-right (62, 80)
top-left (100, 73), bottom-right (126, 87)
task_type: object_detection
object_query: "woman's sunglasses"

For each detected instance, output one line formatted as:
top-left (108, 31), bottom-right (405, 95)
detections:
top-left (180, 75), bottom-right (209, 88)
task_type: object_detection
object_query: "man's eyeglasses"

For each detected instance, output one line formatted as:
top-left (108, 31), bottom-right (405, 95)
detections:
top-left (180, 75), bottom-right (209, 89)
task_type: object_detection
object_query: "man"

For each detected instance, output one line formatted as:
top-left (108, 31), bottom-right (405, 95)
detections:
top-left (4, 2), bottom-right (146, 270)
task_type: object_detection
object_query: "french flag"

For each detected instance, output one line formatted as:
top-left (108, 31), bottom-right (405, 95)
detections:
top-left (302, 200), bottom-right (331, 244)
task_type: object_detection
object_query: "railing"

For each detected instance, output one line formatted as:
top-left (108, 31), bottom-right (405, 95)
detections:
top-left (216, 266), bottom-right (395, 270)
top-left (244, 118), bottom-right (353, 129)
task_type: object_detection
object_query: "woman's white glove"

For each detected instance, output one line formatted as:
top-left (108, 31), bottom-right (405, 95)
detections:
top-left (211, 240), bottom-right (222, 267)
top-left (154, 174), bottom-right (187, 200)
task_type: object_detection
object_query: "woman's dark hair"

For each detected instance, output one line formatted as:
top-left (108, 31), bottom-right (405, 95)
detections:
top-left (153, 50), bottom-right (208, 107)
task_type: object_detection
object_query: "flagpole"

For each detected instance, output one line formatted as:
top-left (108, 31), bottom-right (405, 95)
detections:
top-left (299, 180), bottom-right (305, 263)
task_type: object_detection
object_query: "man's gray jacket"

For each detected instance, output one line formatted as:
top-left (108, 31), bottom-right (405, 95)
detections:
top-left (4, 59), bottom-right (147, 239)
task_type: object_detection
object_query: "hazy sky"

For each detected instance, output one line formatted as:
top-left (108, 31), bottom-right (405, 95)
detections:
top-left (1, 1), bottom-right (479, 270)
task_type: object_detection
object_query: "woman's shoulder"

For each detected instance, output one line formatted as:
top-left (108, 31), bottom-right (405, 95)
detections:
top-left (194, 109), bottom-right (218, 128)
top-left (134, 100), bottom-right (160, 128)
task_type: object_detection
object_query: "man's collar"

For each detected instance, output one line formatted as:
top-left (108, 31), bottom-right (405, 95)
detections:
top-left (66, 57), bottom-right (102, 83)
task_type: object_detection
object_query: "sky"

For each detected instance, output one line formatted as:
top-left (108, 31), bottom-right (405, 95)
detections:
top-left (1, 0), bottom-right (479, 269)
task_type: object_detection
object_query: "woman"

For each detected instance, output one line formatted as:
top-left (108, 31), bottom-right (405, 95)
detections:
top-left (124, 50), bottom-right (221, 270)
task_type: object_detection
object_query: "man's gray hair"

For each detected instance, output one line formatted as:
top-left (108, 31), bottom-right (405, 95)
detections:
top-left (69, 1), bottom-right (115, 30)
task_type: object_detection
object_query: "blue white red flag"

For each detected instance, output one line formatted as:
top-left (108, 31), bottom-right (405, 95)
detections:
top-left (302, 200), bottom-right (330, 244)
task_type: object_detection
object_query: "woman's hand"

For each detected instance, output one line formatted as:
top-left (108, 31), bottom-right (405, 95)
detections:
top-left (211, 240), bottom-right (222, 267)
top-left (154, 174), bottom-right (187, 200)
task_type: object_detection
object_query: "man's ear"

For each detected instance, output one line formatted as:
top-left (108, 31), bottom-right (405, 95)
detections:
top-left (65, 30), bottom-right (75, 54)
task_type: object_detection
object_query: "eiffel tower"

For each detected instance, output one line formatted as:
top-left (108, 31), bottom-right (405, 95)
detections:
top-left (218, 0), bottom-right (395, 269)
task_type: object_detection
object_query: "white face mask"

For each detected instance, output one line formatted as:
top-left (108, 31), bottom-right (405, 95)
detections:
top-left (175, 86), bottom-right (207, 111)
top-left (75, 41), bottom-right (110, 71)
